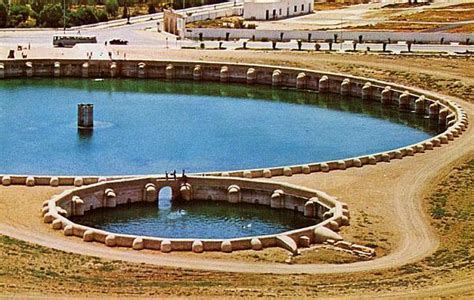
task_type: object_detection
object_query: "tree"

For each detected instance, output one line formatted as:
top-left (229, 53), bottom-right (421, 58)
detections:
top-left (147, 3), bottom-right (156, 14)
top-left (31, 0), bottom-right (44, 16)
top-left (74, 6), bottom-right (99, 25)
top-left (97, 9), bottom-right (108, 22)
top-left (38, 4), bottom-right (62, 28)
top-left (9, 5), bottom-right (30, 27)
top-left (106, 0), bottom-right (119, 16)
top-left (122, 4), bottom-right (128, 19)
top-left (0, 2), bottom-right (8, 28)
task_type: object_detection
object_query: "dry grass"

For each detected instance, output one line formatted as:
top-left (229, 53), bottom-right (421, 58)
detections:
top-left (449, 23), bottom-right (474, 33)
top-left (392, 9), bottom-right (474, 23)
top-left (350, 6), bottom-right (474, 32)
top-left (1, 156), bottom-right (472, 297)
top-left (187, 17), bottom-right (245, 29)
top-left (185, 245), bottom-right (362, 264)
top-left (0, 52), bottom-right (472, 297)
top-left (348, 22), bottom-right (441, 32)
top-left (381, 3), bottom-right (430, 9)
top-left (443, 3), bottom-right (474, 9)
top-left (313, 2), bottom-right (351, 11)
top-left (424, 158), bottom-right (474, 269)
top-left (327, 56), bottom-right (474, 103)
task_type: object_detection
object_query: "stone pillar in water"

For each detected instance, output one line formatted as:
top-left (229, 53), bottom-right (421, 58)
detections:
top-left (77, 104), bottom-right (94, 129)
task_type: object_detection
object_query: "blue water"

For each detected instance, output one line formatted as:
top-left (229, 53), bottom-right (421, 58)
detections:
top-left (72, 199), bottom-right (318, 239)
top-left (0, 78), bottom-right (440, 175)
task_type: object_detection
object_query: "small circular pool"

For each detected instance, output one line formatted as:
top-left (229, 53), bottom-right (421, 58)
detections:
top-left (0, 78), bottom-right (442, 175)
top-left (71, 199), bottom-right (317, 239)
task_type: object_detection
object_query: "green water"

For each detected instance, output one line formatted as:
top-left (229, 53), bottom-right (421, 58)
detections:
top-left (71, 199), bottom-right (318, 239)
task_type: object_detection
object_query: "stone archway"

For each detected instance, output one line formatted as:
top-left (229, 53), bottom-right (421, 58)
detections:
top-left (158, 186), bottom-right (173, 209)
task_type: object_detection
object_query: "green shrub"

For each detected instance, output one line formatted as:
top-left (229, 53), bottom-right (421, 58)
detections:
top-left (0, 2), bottom-right (7, 28)
top-left (9, 5), bottom-right (30, 27)
top-left (147, 3), bottom-right (156, 14)
top-left (96, 9), bottom-right (108, 22)
top-left (31, 0), bottom-right (45, 14)
top-left (18, 17), bottom-right (36, 28)
top-left (38, 4), bottom-right (62, 28)
top-left (69, 6), bottom-right (99, 26)
top-left (105, 0), bottom-right (119, 16)
top-left (122, 4), bottom-right (128, 19)
top-left (431, 206), bottom-right (446, 219)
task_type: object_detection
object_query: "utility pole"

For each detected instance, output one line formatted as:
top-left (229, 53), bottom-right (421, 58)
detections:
top-left (63, 0), bottom-right (66, 34)
top-left (340, 15), bottom-right (343, 52)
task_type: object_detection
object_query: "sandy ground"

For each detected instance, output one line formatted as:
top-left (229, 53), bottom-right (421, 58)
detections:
top-left (0, 50), bottom-right (473, 296)
top-left (0, 156), bottom-right (472, 297)
top-left (252, 1), bottom-right (474, 31)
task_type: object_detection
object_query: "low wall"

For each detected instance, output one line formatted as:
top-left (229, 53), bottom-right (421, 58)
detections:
top-left (184, 28), bottom-right (474, 43)
top-left (0, 59), bottom-right (468, 185)
top-left (186, 7), bottom-right (243, 23)
top-left (41, 176), bottom-right (362, 254)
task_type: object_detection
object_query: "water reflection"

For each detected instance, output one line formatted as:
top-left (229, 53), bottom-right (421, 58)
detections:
top-left (0, 78), bottom-right (442, 175)
top-left (77, 128), bottom-right (93, 140)
top-left (72, 200), bottom-right (318, 239)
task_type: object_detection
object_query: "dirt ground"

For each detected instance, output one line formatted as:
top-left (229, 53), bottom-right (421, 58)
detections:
top-left (247, 1), bottom-right (474, 31)
top-left (391, 9), bottom-right (474, 23)
top-left (0, 51), bottom-right (473, 297)
top-left (0, 157), bottom-right (472, 297)
top-left (351, 3), bottom-right (474, 32)
top-left (119, 50), bottom-right (474, 104)
top-left (313, 2), bottom-right (353, 11)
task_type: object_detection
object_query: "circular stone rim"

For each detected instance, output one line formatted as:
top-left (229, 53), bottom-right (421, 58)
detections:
top-left (0, 59), bottom-right (468, 185)
top-left (42, 175), bottom-right (351, 253)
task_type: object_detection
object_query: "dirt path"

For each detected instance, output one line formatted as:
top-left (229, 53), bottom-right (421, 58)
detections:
top-left (0, 93), bottom-right (472, 275)
top-left (0, 52), bottom-right (472, 279)
top-left (2, 125), bottom-right (471, 274)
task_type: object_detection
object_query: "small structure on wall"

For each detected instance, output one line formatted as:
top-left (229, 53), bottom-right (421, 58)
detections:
top-left (163, 9), bottom-right (186, 38)
top-left (77, 104), bottom-right (94, 129)
top-left (243, 0), bottom-right (313, 20)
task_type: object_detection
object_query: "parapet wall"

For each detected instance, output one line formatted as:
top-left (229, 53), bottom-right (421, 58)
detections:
top-left (184, 28), bottom-right (473, 43)
top-left (41, 176), bottom-right (362, 254)
top-left (0, 59), bottom-right (468, 185)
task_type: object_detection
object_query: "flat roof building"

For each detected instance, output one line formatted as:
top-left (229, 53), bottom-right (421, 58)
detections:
top-left (243, 0), bottom-right (313, 20)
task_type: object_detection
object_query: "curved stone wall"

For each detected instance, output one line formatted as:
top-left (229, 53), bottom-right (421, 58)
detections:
top-left (41, 176), bottom-right (357, 254)
top-left (0, 59), bottom-right (469, 185)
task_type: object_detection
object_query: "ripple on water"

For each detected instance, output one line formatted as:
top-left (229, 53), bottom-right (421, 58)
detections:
top-left (71, 201), bottom-right (318, 239)
top-left (0, 78), bottom-right (442, 175)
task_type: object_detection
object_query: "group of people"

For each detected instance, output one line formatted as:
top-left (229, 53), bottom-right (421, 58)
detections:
top-left (86, 50), bottom-right (127, 60)
top-left (165, 170), bottom-right (187, 182)
top-left (7, 43), bottom-right (31, 59)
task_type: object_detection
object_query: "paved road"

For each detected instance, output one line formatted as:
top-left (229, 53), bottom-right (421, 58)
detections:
top-left (2, 30), bottom-right (472, 56)
top-left (1, 0), bottom-right (471, 54)
top-left (0, 1), bottom-right (240, 47)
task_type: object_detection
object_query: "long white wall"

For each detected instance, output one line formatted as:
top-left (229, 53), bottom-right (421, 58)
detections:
top-left (184, 28), bottom-right (474, 43)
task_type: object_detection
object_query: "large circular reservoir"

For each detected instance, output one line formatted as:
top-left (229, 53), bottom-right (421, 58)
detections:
top-left (0, 78), bottom-right (441, 176)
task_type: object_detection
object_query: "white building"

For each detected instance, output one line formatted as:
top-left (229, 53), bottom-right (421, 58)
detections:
top-left (243, 0), bottom-right (313, 21)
